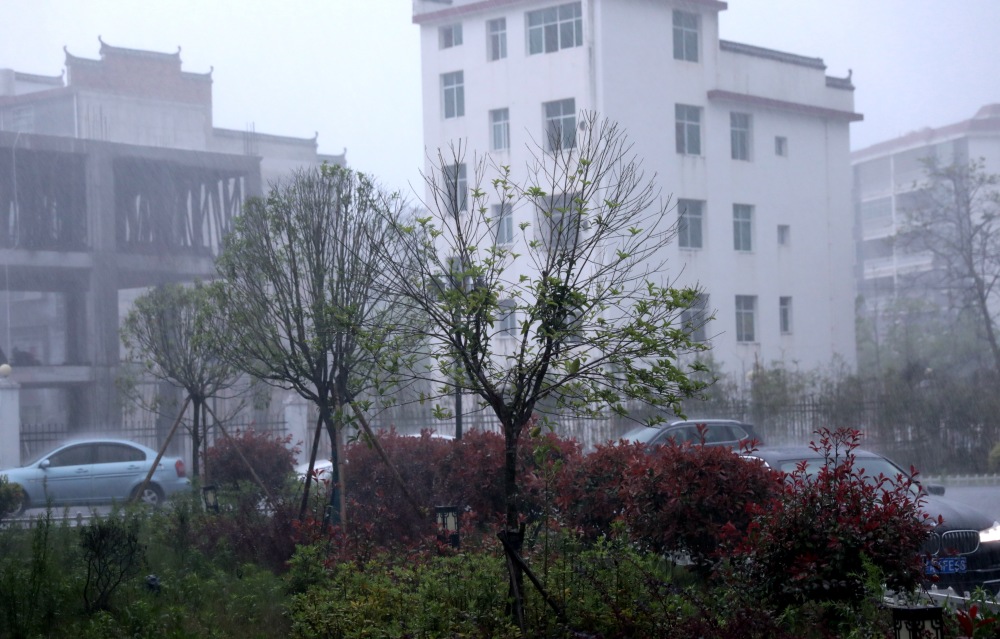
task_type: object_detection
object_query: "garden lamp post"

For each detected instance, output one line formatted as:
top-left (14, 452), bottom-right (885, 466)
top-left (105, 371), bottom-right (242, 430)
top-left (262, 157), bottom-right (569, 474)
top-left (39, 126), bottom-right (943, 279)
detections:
top-left (435, 505), bottom-right (460, 548)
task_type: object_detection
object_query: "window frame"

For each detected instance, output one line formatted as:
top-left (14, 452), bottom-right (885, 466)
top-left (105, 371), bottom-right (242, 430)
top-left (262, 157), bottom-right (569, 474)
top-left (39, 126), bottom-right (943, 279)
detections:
top-left (779, 296), bottom-right (793, 334)
top-left (441, 70), bottom-right (465, 119)
top-left (730, 112), bottom-right (752, 161)
top-left (733, 203), bottom-right (754, 252)
top-left (537, 191), bottom-right (584, 253)
top-left (544, 98), bottom-right (577, 152)
top-left (672, 10), bottom-right (699, 62)
top-left (527, 2), bottom-right (583, 55)
top-left (487, 17), bottom-right (507, 61)
top-left (775, 136), bottom-right (788, 157)
top-left (677, 199), bottom-right (704, 249)
top-left (735, 295), bottom-right (757, 343)
top-left (680, 293), bottom-right (709, 343)
top-left (499, 299), bottom-right (517, 338)
top-left (443, 163), bottom-right (468, 213)
top-left (490, 107), bottom-right (510, 151)
top-left (439, 23), bottom-right (463, 49)
top-left (494, 203), bottom-right (514, 244)
top-left (675, 104), bottom-right (702, 155)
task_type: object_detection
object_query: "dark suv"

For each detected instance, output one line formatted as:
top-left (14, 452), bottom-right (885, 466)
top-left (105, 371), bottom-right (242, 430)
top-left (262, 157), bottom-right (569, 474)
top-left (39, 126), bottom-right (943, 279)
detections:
top-left (623, 419), bottom-right (760, 450)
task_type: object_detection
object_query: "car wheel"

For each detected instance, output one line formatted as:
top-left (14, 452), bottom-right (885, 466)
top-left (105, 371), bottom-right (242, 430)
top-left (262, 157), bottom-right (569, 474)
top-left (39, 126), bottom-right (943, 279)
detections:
top-left (132, 484), bottom-right (164, 507)
top-left (2, 485), bottom-right (27, 518)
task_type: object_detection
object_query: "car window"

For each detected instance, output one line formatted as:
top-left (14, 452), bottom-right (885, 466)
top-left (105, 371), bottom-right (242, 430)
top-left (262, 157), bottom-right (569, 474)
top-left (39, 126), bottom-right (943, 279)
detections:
top-left (47, 444), bottom-right (95, 467)
top-left (663, 425), bottom-right (698, 444)
top-left (702, 425), bottom-right (734, 444)
top-left (94, 444), bottom-right (145, 464)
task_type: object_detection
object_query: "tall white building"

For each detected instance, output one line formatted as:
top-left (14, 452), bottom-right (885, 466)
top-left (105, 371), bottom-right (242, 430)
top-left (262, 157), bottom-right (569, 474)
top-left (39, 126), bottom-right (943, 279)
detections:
top-left (413, 0), bottom-right (860, 377)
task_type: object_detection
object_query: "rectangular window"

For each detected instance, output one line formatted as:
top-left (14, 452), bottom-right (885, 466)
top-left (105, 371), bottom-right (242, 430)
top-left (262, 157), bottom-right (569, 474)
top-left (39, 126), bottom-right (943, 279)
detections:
top-left (499, 299), bottom-right (517, 338)
top-left (681, 293), bottom-right (709, 343)
top-left (675, 104), bottom-right (701, 155)
top-left (537, 191), bottom-right (584, 252)
top-left (443, 163), bottom-right (468, 212)
top-left (527, 2), bottom-right (582, 55)
top-left (672, 10), bottom-right (699, 62)
top-left (490, 108), bottom-right (510, 151)
top-left (735, 295), bottom-right (757, 343)
top-left (730, 112), bottom-right (751, 161)
top-left (487, 18), bottom-right (507, 60)
top-left (442, 71), bottom-right (464, 119)
top-left (733, 204), bottom-right (753, 251)
top-left (494, 203), bottom-right (514, 244)
top-left (677, 199), bottom-right (703, 249)
top-left (544, 98), bottom-right (576, 151)
top-left (779, 296), bottom-right (793, 334)
top-left (439, 24), bottom-right (463, 49)
top-left (775, 136), bottom-right (788, 157)
top-left (777, 224), bottom-right (790, 246)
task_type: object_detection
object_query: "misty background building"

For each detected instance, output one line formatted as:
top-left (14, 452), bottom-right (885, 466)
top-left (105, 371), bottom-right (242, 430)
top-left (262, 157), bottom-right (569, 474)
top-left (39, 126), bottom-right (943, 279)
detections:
top-left (0, 40), bottom-right (341, 460)
top-left (852, 103), bottom-right (1000, 370)
top-left (413, 0), bottom-right (861, 383)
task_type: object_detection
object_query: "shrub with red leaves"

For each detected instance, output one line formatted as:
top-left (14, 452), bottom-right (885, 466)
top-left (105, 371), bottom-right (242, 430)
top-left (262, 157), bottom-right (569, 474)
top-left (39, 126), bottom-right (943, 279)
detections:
top-left (730, 428), bottom-right (931, 608)
top-left (204, 429), bottom-right (299, 494)
top-left (620, 441), bottom-right (781, 573)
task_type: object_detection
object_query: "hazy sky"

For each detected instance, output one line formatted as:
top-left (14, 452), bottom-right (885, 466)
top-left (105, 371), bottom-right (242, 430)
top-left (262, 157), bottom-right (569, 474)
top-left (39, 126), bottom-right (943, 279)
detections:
top-left (2, 0), bottom-right (999, 195)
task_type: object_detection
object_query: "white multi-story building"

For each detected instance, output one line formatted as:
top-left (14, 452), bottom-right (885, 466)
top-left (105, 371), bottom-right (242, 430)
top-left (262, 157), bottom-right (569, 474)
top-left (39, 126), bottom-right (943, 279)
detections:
top-left (852, 104), bottom-right (1000, 320)
top-left (413, 0), bottom-right (860, 377)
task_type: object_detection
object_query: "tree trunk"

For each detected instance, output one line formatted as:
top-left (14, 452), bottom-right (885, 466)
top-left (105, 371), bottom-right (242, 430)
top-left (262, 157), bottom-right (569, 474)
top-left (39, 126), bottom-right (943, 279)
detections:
top-left (191, 397), bottom-right (202, 480)
top-left (320, 403), bottom-right (343, 527)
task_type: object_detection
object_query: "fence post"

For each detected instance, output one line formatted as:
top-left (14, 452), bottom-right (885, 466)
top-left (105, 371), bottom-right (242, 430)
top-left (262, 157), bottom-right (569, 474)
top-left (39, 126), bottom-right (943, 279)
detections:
top-left (0, 363), bottom-right (21, 468)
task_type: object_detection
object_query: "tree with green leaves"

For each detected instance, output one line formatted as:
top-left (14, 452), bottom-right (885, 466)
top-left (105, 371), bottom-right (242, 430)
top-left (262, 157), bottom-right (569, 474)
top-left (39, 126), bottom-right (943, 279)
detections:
top-left (212, 163), bottom-right (416, 524)
top-left (376, 112), bottom-right (708, 626)
top-left (121, 281), bottom-right (239, 481)
top-left (898, 158), bottom-right (1000, 373)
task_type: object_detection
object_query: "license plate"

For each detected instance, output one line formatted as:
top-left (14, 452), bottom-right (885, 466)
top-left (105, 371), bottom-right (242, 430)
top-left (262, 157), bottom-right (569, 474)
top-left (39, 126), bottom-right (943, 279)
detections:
top-left (926, 556), bottom-right (968, 574)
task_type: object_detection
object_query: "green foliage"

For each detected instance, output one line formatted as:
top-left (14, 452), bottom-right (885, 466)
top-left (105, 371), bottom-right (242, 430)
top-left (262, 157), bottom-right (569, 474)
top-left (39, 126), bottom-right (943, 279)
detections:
top-left (80, 512), bottom-right (147, 612)
top-left (204, 429), bottom-right (298, 495)
top-left (0, 474), bottom-right (24, 519)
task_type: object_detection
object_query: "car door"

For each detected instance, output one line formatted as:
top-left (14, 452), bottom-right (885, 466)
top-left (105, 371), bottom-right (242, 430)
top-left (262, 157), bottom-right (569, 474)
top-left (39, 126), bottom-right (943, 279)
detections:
top-left (89, 443), bottom-right (148, 502)
top-left (39, 443), bottom-right (95, 504)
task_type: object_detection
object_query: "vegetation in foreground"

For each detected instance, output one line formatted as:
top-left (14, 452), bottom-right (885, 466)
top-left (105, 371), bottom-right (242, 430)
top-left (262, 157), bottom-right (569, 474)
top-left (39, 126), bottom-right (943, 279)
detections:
top-left (0, 427), bottom-right (995, 638)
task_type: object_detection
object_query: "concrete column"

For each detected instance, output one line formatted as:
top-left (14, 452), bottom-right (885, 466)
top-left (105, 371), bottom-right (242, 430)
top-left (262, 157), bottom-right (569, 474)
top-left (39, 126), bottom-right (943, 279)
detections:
top-left (0, 364), bottom-right (21, 468)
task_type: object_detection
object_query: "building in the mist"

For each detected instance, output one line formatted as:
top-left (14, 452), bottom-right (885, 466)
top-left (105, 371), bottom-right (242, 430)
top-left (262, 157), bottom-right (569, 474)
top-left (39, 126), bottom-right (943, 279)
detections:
top-left (852, 104), bottom-right (1000, 369)
top-left (413, 0), bottom-right (860, 380)
top-left (0, 40), bottom-right (342, 456)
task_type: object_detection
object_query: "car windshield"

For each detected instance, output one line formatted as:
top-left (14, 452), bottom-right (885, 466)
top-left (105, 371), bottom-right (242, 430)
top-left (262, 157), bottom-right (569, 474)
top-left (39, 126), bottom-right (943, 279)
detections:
top-left (623, 426), bottom-right (663, 445)
top-left (773, 455), bottom-right (922, 497)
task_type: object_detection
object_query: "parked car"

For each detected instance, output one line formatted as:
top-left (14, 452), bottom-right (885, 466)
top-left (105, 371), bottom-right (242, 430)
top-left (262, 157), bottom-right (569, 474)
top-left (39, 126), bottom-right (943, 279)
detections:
top-left (748, 446), bottom-right (1000, 594)
top-left (623, 419), bottom-right (761, 450)
top-left (0, 438), bottom-right (190, 516)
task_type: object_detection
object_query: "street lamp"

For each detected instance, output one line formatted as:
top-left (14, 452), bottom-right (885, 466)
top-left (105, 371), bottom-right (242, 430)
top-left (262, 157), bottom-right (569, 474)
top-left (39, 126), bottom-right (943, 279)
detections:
top-left (435, 505), bottom-right (460, 548)
top-left (202, 484), bottom-right (219, 513)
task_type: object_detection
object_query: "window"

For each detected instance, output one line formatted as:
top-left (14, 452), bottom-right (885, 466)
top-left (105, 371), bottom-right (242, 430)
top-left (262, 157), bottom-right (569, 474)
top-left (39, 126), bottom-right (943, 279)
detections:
top-left (443, 163), bottom-right (468, 212)
top-left (527, 2), bottom-right (582, 55)
top-left (673, 10), bottom-right (699, 62)
top-left (680, 293), bottom-right (709, 343)
top-left (499, 299), bottom-right (517, 338)
top-left (777, 224), bottom-right (790, 246)
top-left (675, 104), bottom-right (701, 155)
top-left (494, 203), bottom-right (514, 244)
top-left (779, 296), bottom-right (793, 334)
top-left (677, 199), bottom-right (703, 249)
top-left (730, 112), bottom-right (751, 161)
top-left (490, 108), bottom-right (510, 151)
top-left (544, 98), bottom-right (576, 151)
top-left (487, 18), bottom-right (507, 60)
top-left (775, 136), bottom-right (788, 157)
top-left (442, 71), bottom-right (464, 119)
top-left (538, 191), bottom-right (584, 252)
top-left (439, 23), bottom-right (463, 49)
top-left (735, 295), bottom-right (757, 342)
top-left (733, 204), bottom-right (753, 251)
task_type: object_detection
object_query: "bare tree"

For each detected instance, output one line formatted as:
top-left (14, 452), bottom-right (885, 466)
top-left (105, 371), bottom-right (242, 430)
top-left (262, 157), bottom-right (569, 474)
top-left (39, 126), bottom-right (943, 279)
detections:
top-left (899, 158), bottom-right (1000, 373)
top-left (212, 164), bottom-right (416, 524)
top-left (377, 112), bottom-right (707, 625)
top-left (120, 281), bottom-right (239, 481)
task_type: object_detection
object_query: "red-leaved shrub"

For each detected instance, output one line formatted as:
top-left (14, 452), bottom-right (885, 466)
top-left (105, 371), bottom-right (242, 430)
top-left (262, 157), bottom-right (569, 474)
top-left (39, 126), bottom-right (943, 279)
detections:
top-left (730, 427), bottom-right (932, 608)
top-left (620, 441), bottom-right (781, 573)
top-left (204, 429), bottom-right (298, 493)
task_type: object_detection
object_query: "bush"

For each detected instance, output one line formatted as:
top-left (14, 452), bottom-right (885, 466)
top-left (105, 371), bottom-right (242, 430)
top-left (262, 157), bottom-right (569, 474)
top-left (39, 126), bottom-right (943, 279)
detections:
top-left (730, 428), bottom-right (931, 611)
top-left (620, 441), bottom-right (781, 574)
top-left (204, 429), bottom-right (298, 494)
top-left (0, 474), bottom-right (23, 519)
